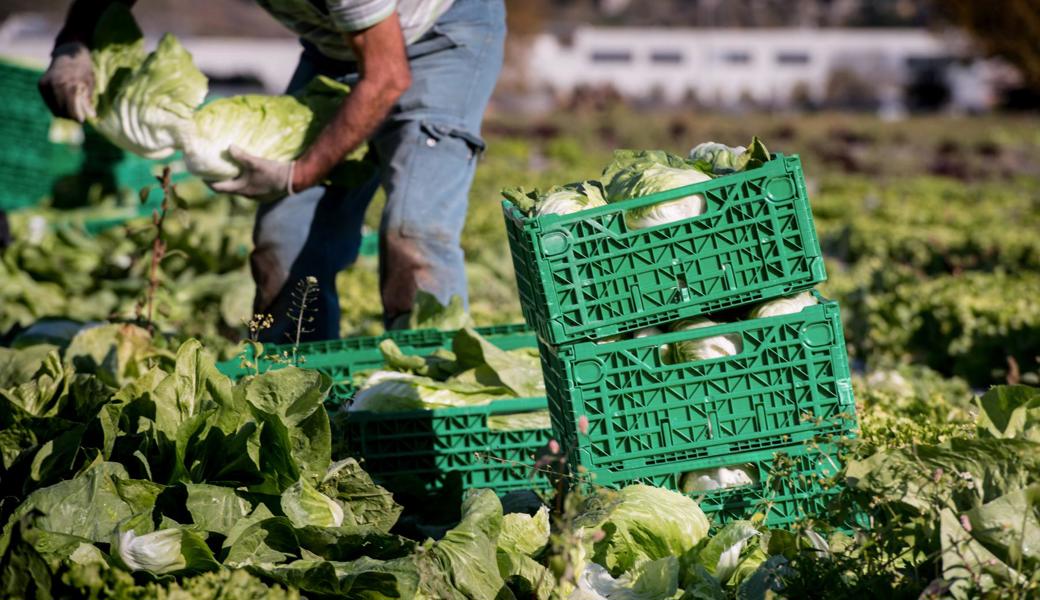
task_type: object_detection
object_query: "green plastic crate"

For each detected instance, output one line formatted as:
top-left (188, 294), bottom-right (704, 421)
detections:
top-left (0, 59), bottom-right (189, 211)
top-left (217, 324), bottom-right (553, 495)
top-left (216, 322), bottom-right (535, 403)
top-left (502, 153), bottom-right (826, 346)
top-left (539, 297), bottom-right (858, 482)
top-left (341, 397), bottom-right (553, 496)
top-left (587, 442), bottom-right (863, 529)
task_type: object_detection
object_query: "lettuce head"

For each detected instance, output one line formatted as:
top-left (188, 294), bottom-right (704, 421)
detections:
top-left (90, 5), bottom-right (207, 159)
top-left (575, 484), bottom-right (709, 575)
top-left (180, 76), bottom-right (360, 181)
top-left (602, 150), bottom-right (712, 230)
top-left (747, 291), bottom-right (818, 320)
top-left (688, 137), bottom-right (770, 175)
top-left (669, 318), bottom-right (743, 364)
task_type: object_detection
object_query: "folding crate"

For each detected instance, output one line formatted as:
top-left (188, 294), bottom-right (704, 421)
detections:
top-left (539, 297), bottom-right (858, 481)
top-left (340, 397), bottom-right (553, 496)
top-left (502, 153), bottom-right (826, 346)
top-left (216, 322), bottom-right (534, 404)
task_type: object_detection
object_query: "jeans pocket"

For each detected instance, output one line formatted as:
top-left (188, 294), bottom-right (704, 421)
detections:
top-left (381, 119), bottom-right (485, 242)
top-left (406, 25), bottom-right (459, 60)
top-left (418, 121), bottom-right (486, 160)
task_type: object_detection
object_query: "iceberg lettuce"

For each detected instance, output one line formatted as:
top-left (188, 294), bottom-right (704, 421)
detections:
top-left (747, 291), bottom-right (818, 320)
top-left (669, 318), bottom-right (743, 363)
top-left (180, 76), bottom-right (359, 181)
top-left (602, 150), bottom-right (712, 230)
top-left (90, 6), bottom-right (207, 159)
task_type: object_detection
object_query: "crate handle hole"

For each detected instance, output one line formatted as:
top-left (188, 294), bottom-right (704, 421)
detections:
top-left (539, 230), bottom-right (571, 256)
top-left (574, 359), bottom-right (605, 385)
top-left (801, 323), bottom-right (834, 348)
top-left (765, 176), bottom-right (796, 202)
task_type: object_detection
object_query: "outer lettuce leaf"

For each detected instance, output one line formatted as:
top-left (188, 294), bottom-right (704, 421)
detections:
top-left (576, 484), bottom-right (709, 576)
top-left (4, 462), bottom-right (162, 551)
top-left (939, 507), bottom-right (1028, 600)
top-left (846, 436), bottom-right (1040, 517)
top-left (747, 291), bottom-right (818, 320)
top-left (239, 365), bottom-right (333, 492)
top-left (975, 384), bottom-right (1040, 442)
top-left (453, 327), bottom-right (544, 398)
top-left (572, 557), bottom-right (679, 600)
top-left (249, 556), bottom-right (421, 599)
top-left (318, 458), bottom-right (402, 533)
top-left (0, 345), bottom-right (60, 390)
top-left (498, 551), bottom-right (554, 600)
top-left (408, 291), bottom-right (475, 331)
top-left (498, 506), bottom-right (550, 558)
top-left (91, 28), bottom-right (207, 159)
top-left (184, 483), bottom-right (252, 536)
top-left (690, 521), bottom-right (760, 584)
top-left (424, 490), bottom-right (507, 600)
top-left (687, 137), bottom-right (770, 175)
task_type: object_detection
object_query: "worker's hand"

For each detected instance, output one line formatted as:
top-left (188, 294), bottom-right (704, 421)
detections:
top-left (38, 42), bottom-right (96, 123)
top-left (209, 145), bottom-right (296, 202)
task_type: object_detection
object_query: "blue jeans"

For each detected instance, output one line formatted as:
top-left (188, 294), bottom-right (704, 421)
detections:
top-left (251, 0), bottom-right (505, 343)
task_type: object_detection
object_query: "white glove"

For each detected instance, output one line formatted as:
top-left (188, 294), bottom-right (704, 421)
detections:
top-left (39, 42), bottom-right (96, 123)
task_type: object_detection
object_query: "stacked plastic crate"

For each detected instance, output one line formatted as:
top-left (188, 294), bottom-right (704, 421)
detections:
top-left (0, 59), bottom-right (183, 218)
top-left (0, 60), bottom-right (64, 211)
top-left (216, 324), bottom-right (555, 496)
top-left (502, 153), bottom-right (860, 528)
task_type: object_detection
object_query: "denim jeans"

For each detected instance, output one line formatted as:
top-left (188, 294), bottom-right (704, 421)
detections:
top-left (251, 0), bottom-right (505, 343)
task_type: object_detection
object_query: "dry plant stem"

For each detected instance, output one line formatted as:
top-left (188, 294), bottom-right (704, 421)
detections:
top-left (288, 276), bottom-right (319, 364)
top-left (144, 167), bottom-right (172, 335)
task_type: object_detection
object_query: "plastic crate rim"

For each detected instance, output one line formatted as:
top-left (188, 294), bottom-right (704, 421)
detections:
top-left (343, 395), bottom-right (549, 422)
top-left (544, 294), bottom-right (836, 360)
top-left (499, 152), bottom-right (797, 229)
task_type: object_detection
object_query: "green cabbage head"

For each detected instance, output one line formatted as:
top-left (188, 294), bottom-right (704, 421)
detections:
top-left (180, 76), bottom-right (360, 181)
top-left (747, 291), bottom-right (818, 319)
top-left (90, 6), bottom-right (207, 159)
top-left (669, 318), bottom-right (743, 363)
top-left (602, 150), bottom-right (713, 230)
top-left (575, 484), bottom-right (709, 575)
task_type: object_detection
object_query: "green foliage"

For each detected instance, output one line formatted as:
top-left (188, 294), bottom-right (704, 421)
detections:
top-left (4, 107), bottom-right (1040, 599)
top-left (850, 271), bottom-right (1040, 386)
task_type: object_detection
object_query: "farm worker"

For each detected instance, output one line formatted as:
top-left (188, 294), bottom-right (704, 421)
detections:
top-left (39, 0), bottom-right (506, 342)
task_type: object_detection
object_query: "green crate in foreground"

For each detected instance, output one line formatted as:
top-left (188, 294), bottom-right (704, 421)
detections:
top-left (216, 322), bottom-right (533, 403)
top-left (539, 297), bottom-right (858, 481)
top-left (217, 324), bottom-right (555, 496)
top-left (503, 153), bottom-right (826, 346)
top-left (340, 397), bottom-right (553, 497)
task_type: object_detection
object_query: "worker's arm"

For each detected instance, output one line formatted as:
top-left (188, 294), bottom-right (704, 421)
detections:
top-left (39, 0), bottom-right (137, 122)
top-left (293, 13), bottom-right (411, 190)
top-left (54, 0), bottom-right (137, 48)
top-left (212, 13), bottom-right (411, 201)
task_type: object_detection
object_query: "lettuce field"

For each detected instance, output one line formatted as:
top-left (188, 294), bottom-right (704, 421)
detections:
top-left (1, 111), bottom-right (1039, 599)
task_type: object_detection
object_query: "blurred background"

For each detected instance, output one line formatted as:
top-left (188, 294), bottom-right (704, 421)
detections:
top-left (2, 0), bottom-right (1038, 110)
top-left (1, 0), bottom-right (1038, 389)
